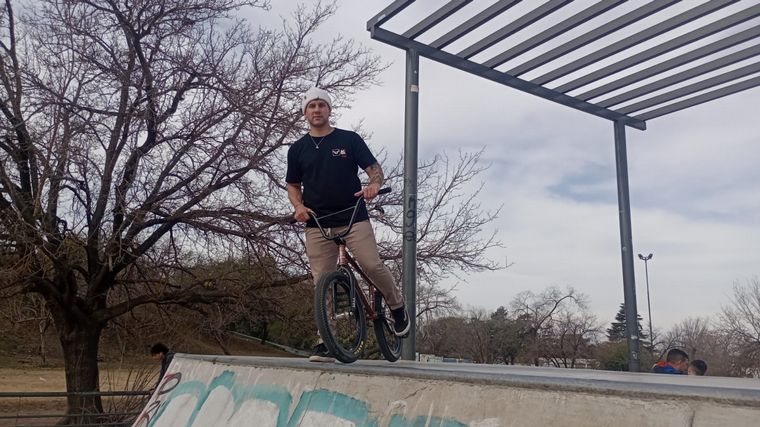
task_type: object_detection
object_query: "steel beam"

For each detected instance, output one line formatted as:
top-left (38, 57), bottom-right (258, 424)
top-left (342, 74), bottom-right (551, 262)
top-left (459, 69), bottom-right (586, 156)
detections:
top-left (370, 27), bottom-right (646, 130)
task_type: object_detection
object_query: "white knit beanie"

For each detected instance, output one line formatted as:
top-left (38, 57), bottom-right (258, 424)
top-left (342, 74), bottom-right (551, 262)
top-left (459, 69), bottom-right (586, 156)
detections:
top-left (301, 87), bottom-right (332, 113)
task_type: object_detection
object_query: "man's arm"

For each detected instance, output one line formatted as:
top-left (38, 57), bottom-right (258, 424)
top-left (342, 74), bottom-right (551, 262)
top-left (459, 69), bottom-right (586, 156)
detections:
top-left (287, 183), bottom-right (313, 222)
top-left (354, 162), bottom-right (384, 201)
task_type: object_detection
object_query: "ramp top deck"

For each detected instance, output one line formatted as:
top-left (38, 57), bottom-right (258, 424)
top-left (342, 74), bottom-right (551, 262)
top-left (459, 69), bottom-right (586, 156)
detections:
top-left (177, 354), bottom-right (760, 407)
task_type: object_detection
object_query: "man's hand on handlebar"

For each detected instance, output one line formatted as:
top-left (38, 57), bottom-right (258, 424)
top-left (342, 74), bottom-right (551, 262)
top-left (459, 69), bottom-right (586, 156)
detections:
top-left (293, 204), bottom-right (314, 222)
top-left (354, 183), bottom-right (381, 201)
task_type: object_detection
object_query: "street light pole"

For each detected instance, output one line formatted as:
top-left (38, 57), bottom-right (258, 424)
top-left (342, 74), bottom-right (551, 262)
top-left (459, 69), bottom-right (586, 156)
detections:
top-left (638, 253), bottom-right (654, 349)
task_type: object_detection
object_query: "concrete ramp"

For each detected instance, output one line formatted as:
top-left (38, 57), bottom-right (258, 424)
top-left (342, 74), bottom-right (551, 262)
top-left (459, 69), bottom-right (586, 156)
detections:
top-left (133, 354), bottom-right (760, 427)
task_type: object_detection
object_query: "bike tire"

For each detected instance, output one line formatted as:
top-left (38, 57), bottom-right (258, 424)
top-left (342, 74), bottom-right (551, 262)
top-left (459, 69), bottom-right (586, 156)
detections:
top-left (314, 271), bottom-right (366, 363)
top-left (373, 290), bottom-right (403, 362)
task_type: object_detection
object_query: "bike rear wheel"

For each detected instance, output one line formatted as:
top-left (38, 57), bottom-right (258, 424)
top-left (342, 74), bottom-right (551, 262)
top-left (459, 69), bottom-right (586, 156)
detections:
top-left (372, 290), bottom-right (403, 362)
top-left (314, 271), bottom-right (366, 363)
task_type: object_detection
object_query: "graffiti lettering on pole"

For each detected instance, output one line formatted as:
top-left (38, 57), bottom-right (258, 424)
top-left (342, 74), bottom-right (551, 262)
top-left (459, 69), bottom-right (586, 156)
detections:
top-left (403, 194), bottom-right (416, 242)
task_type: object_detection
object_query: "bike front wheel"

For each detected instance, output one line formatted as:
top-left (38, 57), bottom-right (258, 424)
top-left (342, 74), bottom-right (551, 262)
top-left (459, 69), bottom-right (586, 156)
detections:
top-left (314, 271), bottom-right (367, 363)
top-left (372, 291), bottom-right (403, 362)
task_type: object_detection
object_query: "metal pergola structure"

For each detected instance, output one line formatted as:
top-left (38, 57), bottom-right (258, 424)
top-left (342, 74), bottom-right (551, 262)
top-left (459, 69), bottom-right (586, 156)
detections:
top-left (367, 0), bottom-right (760, 369)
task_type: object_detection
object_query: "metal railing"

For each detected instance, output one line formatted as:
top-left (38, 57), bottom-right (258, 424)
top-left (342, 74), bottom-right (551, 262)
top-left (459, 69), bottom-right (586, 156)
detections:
top-left (0, 390), bottom-right (151, 427)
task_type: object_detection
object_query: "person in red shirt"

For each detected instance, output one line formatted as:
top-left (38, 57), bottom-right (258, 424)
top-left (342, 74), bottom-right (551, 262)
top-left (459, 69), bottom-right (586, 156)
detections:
top-left (651, 348), bottom-right (689, 374)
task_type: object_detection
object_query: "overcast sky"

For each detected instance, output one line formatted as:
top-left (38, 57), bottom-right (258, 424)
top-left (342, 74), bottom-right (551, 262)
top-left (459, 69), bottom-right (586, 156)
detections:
top-left (253, 1), bottom-right (760, 332)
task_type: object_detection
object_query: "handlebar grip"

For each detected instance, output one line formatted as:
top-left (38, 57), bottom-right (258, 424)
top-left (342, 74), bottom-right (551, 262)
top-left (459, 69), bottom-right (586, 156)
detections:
top-left (378, 187), bottom-right (391, 195)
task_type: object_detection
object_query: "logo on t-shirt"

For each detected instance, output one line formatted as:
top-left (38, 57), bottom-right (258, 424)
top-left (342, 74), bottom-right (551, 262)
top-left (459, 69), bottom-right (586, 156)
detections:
top-left (332, 148), bottom-right (348, 158)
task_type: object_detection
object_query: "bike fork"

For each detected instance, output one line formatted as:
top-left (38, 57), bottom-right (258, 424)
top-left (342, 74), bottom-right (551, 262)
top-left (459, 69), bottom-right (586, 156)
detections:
top-left (333, 244), bottom-right (356, 319)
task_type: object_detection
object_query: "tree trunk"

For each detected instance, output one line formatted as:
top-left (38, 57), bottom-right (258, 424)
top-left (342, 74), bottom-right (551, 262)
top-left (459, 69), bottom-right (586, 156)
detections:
top-left (56, 316), bottom-right (105, 425)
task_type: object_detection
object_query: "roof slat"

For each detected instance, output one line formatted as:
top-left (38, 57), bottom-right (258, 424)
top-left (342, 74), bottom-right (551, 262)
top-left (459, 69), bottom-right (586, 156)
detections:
top-left (532, 0), bottom-right (739, 85)
top-left (634, 74), bottom-right (760, 121)
top-left (403, 0), bottom-right (472, 39)
top-left (558, 5), bottom-right (760, 94)
top-left (366, 0), bottom-right (415, 31)
top-left (484, 0), bottom-right (625, 69)
top-left (598, 43), bottom-right (760, 108)
top-left (458, 0), bottom-right (573, 59)
top-left (430, 0), bottom-right (522, 49)
top-left (621, 62), bottom-right (760, 114)
top-left (580, 27), bottom-right (760, 102)
top-left (507, 0), bottom-right (679, 77)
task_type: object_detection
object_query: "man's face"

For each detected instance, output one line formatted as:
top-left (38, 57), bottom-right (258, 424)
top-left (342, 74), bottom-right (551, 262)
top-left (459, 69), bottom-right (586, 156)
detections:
top-left (304, 99), bottom-right (331, 127)
top-left (151, 353), bottom-right (164, 362)
top-left (676, 359), bottom-right (689, 373)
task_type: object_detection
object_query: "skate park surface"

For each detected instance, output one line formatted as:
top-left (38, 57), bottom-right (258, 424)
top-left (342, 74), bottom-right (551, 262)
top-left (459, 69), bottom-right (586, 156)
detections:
top-left (133, 354), bottom-right (760, 427)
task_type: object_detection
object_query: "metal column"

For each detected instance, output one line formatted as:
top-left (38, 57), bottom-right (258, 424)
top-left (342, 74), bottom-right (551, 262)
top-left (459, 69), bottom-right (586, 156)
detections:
top-left (401, 49), bottom-right (419, 361)
top-left (613, 120), bottom-right (640, 372)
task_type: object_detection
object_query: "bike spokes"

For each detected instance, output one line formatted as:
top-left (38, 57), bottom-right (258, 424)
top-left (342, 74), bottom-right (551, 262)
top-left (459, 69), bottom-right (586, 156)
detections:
top-left (315, 271), bottom-right (366, 363)
top-left (373, 291), bottom-right (402, 362)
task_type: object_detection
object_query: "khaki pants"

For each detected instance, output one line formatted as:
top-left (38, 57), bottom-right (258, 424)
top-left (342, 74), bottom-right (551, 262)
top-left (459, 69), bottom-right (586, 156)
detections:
top-left (305, 220), bottom-right (404, 309)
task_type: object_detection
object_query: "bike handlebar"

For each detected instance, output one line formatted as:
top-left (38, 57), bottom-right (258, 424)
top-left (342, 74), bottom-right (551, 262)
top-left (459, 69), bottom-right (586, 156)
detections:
top-left (288, 187), bottom-right (391, 241)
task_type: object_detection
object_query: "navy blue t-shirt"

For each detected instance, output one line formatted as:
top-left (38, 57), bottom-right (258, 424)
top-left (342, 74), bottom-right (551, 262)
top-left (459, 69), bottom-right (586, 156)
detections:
top-left (286, 128), bottom-right (377, 227)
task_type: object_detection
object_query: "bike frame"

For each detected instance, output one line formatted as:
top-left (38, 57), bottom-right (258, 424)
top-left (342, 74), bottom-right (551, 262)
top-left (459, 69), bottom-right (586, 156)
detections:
top-left (338, 245), bottom-right (379, 321)
top-left (307, 188), bottom-right (392, 322)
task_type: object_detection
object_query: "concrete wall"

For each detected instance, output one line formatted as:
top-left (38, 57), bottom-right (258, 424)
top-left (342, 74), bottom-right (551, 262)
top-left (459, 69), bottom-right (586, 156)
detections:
top-left (133, 355), bottom-right (760, 427)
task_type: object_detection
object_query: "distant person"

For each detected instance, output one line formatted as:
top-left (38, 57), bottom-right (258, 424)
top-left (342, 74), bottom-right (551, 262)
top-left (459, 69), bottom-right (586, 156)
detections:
top-left (651, 348), bottom-right (689, 374)
top-left (150, 343), bottom-right (175, 386)
top-left (688, 359), bottom-right (708, 376)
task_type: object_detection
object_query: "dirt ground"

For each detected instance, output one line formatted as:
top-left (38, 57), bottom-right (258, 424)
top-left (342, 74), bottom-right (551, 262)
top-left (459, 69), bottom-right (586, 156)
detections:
top-left (0, 336), bottom-right (295, 426)
top-left (0, 362), bottom-right (154, 426)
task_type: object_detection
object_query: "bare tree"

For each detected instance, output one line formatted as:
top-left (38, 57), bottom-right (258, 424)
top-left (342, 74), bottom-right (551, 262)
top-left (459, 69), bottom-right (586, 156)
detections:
top-left (719, 277), bottom-right (760, 377)
top-left (0, 293), bottom-right (53, 364)
top-left (543, 308), bottom-right (600, 368)
top-left (417, 315), bottom-right (469, 359)
top-left (664, 317), bottom-right (711, 359)
top-left (510, 286), bottom-right (582, 366)
top-left (488, 306), bottom-right (529, 365)
top-left (0, 0), bottom-right (383, 421)
top-left (374, 149), bottom-right (504, 319)
top-left (660, 316), bottom-right (739, 376)
top-left (464, 308), bottom-right (493, 364)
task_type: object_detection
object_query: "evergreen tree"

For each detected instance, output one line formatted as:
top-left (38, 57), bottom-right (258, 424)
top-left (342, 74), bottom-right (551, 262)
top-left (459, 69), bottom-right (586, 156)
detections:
top-left (607, 303), bottom-right (647, 342)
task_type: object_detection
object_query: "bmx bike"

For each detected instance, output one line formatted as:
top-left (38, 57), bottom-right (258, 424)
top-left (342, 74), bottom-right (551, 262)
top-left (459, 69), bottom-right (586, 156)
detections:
top-left (294, 187), bottom-right (403, 363)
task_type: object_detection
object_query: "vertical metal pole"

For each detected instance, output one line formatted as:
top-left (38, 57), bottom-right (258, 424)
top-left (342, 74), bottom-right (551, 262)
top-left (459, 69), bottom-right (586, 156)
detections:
top-left (401, 49), bottom-right (419, 361)
top-left (613, 120), bottom-right (640, 372)
top-left (644, 259), bottom-right (654, 349)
